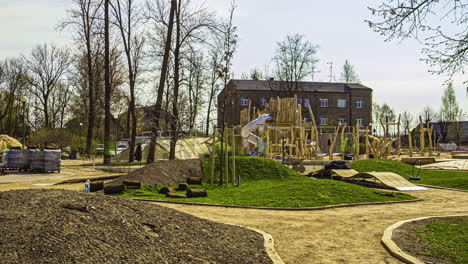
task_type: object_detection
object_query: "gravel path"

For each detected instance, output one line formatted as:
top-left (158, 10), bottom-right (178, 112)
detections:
top-left (154, 188), bottom-right (468, 264)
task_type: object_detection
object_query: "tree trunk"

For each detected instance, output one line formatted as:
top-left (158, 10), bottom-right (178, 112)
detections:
top-left (103, 0), bottom-right (111, 164)
top-left (169, 1), bottom-right (181, 160)
top-left (147, 0), bottom-right (176, 164)
top-left (128, 78), bottom-right (136, 162)
top-left (86, 37), bottom-right (95, 157)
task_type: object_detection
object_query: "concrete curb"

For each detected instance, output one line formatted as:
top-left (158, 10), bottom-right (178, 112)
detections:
top-left (381, 215), bottom-right (468, 264)
top-left (240, 226), bottom-right (285, 264)
top-left (134, 198), bottom-right (423, 211)
top-left (416, 184), bottom-right (468, 193)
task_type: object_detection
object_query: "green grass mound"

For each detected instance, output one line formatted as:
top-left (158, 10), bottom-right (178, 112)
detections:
top-left (118, 156), bottom-right (416, 208)
top-left (202, 156), bottom-right (304, 182)
top-left (350, 159), bottom-right (468, 190)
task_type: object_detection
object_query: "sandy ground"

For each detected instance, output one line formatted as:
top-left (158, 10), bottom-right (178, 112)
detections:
top-left (154, 189), bottom-right (468, 264)
top-left (0, 160), bottom-right (122, 192)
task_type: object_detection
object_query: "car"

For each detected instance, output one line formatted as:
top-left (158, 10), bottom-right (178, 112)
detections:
top-left (96, 144), bottom-right (104, 154)
top-left (116, 141), bottom-right (129, 154)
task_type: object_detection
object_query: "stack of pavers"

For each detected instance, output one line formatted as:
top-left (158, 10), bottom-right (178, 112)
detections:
top-left (31, 150), bottom-right (61, 173)
top-left (43, 150), bottom-right (61, 173)
top-left (2, 149), bottom-right (30, 171)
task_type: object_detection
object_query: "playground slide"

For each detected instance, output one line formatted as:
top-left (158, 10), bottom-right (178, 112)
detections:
top-left (241, 114), bottom-right (272, 156)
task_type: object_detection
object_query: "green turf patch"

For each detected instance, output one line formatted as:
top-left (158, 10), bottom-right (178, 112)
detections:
top-left (410, 217), bottom-right (468, 264)
top-left (108, 161), bottom-right (147, 166)
top-left (350, 159), bottom-right (468, 190)
top-left (118, 156), bottom-right (416, 208)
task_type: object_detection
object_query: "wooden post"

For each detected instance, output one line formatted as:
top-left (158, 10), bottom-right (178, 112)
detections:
top-left (248, 100), bottom-right (251, 122)
top-left (231, 127), bottom-right (236, 185)
top-left (307, 105), bottom-right (319, 159)
top-left (419, 116), bottom-right (425, 154)
top-left (224, 126), bottom-right (229, 187)
top-left (329, 125), bottom-right (340, 161)
top-left (341, 122), bottom-right (347, 160)
top-left (427, 121), bottom-right (433, 157)
top-left (355, 121), bottom-right (360, 160)
top-left (352, 127), bottom-right (356, 160)
top-left (365, 126), bottom-right (370, 158)
top-left (406, 120), bottom-right (413, 157)
top-left (397, 114), bottom-right (401, 156)
top-left (210, 126), bottom-right (217, 185)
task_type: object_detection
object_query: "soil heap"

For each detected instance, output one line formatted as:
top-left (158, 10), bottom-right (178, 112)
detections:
top-left (0, 134), bottom-right (22, 151)
top-left (0, 189), bottom-right (272, 264)
top-left (110, 159), bottom-right (203, 186)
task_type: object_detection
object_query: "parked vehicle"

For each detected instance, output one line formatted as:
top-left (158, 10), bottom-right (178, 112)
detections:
top-left (116, 141), bottom-right (129, 154)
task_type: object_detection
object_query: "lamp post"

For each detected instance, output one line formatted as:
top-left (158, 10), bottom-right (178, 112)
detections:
top-left (20, 96), bottom-right (27, 147)
top-left (113, 114), bottom-right (119, 155)
top-left (79, 122), bottom-right (83, 155)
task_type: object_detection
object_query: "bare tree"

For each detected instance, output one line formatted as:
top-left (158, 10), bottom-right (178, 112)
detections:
top-left (204, 44), bottom-right (222, 135)
top-left (146, 0), bottom-right (177, 164)
top-left (110, 0), bottom-right (146, 162)
top-left (400, 111), bottom-right (413, 135)
top-left (103, 0), bottom-right (111, 164)
top-left (23, 43), bottom-right (72, 129)
top-left (217, 0), bottom-right (238, 185)
top-left (183, 47), bottom-right (206, 131)
top-left (340, 59), bottom-right (360, 83)
top-left (367, 0), bottom-right (467, 81)
top-left (0, 58), bottom-right (29, 134)
top-left (437, 82), bottom-right (463, 142)
top-left (270, 34), bottom-right (318, 96)
top-left (420, 105), bottom-right (436, 123)
top-left (60, 0), bottom-right (103, 156)
top-left (168, 0), bottom-right (217, 159)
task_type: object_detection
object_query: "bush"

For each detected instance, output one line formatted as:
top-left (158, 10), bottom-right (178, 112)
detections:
top-left (30, 128), bottom-right (73, 150)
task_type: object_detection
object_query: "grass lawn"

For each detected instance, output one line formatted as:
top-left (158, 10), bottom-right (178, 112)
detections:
top-left (350, 159), bottom-right (468, 190)
top-left (408, 217), bottom-right (468, 264)
top-left (117, 157), bottom-right (416, 208)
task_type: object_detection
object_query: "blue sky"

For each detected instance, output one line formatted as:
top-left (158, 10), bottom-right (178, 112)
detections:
top-left (1, 0), bottom-right (466, 116)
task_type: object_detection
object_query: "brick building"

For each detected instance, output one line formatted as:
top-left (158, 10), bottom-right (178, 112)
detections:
top-left (217, 79), bottom-right (372, 127)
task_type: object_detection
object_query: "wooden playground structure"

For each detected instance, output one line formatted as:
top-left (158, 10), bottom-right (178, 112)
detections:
top-left (212, 96), bottom-right (437, 163)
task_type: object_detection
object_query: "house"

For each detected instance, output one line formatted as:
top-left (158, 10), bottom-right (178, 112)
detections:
top-left (217, 79), bottom-right (373, 127)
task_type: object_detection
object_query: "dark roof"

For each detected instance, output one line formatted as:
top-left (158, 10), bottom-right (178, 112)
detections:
top-left (416, 121), bottom-right (468, 135)
top-left (229, 79), bottom-right (372, 92)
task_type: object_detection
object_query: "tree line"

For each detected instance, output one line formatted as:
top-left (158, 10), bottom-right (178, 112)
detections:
top-left (0, 0), bottom-right (239, 164)
top-left (373, 82), bottom-right (466, 144)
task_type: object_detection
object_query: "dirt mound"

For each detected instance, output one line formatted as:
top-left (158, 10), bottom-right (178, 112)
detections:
top-left (110, 159), bottom-right (203, 186)
top-left (0, 189), bottom-right (272, 264)
top-left (0, 134), bottom-right (22, 151)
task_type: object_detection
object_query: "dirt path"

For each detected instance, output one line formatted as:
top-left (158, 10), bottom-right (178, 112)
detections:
top-left (154, 189), bottom-right (468, 264)
top-left (0, 160), bottom-right (122, 192)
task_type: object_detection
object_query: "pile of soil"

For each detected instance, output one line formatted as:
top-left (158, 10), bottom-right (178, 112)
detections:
top-left (0, 189), bottom-right (272, 264)
top-left (110, 159), bottom-right (203, 186)
top-left (0, 134), bottom-right (22, 151)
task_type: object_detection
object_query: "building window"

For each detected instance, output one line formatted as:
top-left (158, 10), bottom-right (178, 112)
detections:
top-left (338, 118), bottom-right (345, 126)
top-left (356, 118), bottom-right (364, 128)
top-left (260, 97), bottom-right (267, 106)
top-left (297, 98), bottom-right (302, 105)
top-left (240, 97), bottom-right (249, 106)
top-left (304, 98), bottom-right (310, 107)
top-left (320, 98), bottom-right (328, 108)
top-left (355, 99), bottom-right (364, 108)
top-left (320, 116), bottom-right (328, 125)
top-left (337, 99), bottom-right (346, 108)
